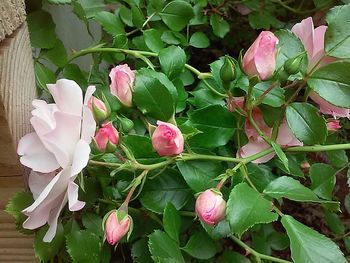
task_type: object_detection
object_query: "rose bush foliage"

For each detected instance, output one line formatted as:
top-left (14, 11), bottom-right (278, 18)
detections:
top-left (6, 0), bottom-right (350, 262)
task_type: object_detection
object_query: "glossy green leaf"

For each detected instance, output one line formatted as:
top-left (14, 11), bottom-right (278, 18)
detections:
top-left (41, 39), bottom-right (67, 67)
top-left (307, 61), bottom-right (350, 108)
top-left (286, 102), bottom-right (327, 145)
top-left (227, 183), bottom-right (278, 236)
top-left (182, 231), bottom-right (217, 259)
top-left (271, 141), bottom-right (289, 172)
top-left (252, 82), bottom-right (285, 107)
top-left (309, 163), bottom-right (335, 200)
top-left (159, 46), bottom-right (186, 80)
top-left (140, 169), bottom-right (191, 214)
top-left (325, 4), bottom-right (350, 58)
top-left (326, 150), bottom-right (349, 168)
top-left (144, 29), bottom-right (165, 52)
top-left (159, 1), bottom-right (194, 31)
top-left (210, 14), bottom-right (230, 38)
top-left (189, 32), bottom-right (210, 48)
top-left (281, 215), bottom-right (346, 263)
top-left (82, 212), bottom-right (103, 237)
top-left (177, 160), bottom-right (223, 192)
top-left (63, 63), bottom-right (88, 89)
top-left (163, 203), bottom-right (181, 243)
top-left (187, 105), bottom-right (236, 148)
top-left (324, 210), bottom-right (345, 235)
top-left (219, 251), bottom-right (251, 263)
top-left (35, 62), bottom-right (56, 91)
top-left (27, 10), bottom-right (56, 49)
top-left (132, 238), bottom-right (153, 263)
top-left (94, 11), bottom-right (125, 36)
top-left (133, 73), bottom-right (175, 121)
top-left (66, 230), bottom-right (102, 263)
top-left (148, 230), bottom-right (184, 262)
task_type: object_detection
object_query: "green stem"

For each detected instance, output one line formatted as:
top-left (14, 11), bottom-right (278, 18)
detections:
top-left (181, 153), bottom-right (240, 163)
top-left (285, 143), bottom-right (350, 152)
top-left (231, 236), bottom-right (292, 263)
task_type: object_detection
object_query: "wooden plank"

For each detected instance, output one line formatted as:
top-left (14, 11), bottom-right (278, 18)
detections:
top-left (0, 0), bottom-right (26, 41)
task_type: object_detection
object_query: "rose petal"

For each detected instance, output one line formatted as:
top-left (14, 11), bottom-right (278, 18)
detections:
top-left (28, 171), bottom-right (56, 199)
top-left (238, 140), bottom-right (275, 163)
top-left (68, 181), bottom-right (85, 211)
top-left (71, 140), bottom-right (90, 176)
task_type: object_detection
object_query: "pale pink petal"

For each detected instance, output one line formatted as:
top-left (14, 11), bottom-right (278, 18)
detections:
top-left (31, 100), bottom-right (57, 133)
top-left (48, 79), bottom-right (83, 116)
top-left (67, 181), bottom-right (85, 211)
top-left (81, 106), bottom-right (96, 144)
top-left (291, 17), bottom-right (314, 62)
top-left (22, 200), bottom-right (53, 229)
top-left (276, 120), bottom-right (302, 146)
top-left (42, 112), bottom-right (81, 168)
top-left (84, 86), bottom-right (96, 105)
top-left (17, 133), bottom-right (60, 173)
top-left (310, 92), bottom-right (350, 119)
top-left (43, 193), bottom-right (67, 242)
top-left (28, 171), bottom-right (56, 199)
top-left (238, 140), bottom-right (275, 163)
top-left (310, 25), bottom-right (327, 69)
top-left (71, 140), bottom-right (90, 176)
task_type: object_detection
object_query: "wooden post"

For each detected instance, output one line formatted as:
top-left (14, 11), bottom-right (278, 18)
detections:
top-left (0, 0), bottom-right (37, 261)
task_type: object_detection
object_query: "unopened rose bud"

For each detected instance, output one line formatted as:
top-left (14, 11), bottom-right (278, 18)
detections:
top-left (88, 96), bottom-right (111, 123)
top-left (220, 56), bottom-right (236, 85)
top-left (104, 210), bottom-right (132, 246)
top-left (109, 64), bottom-right (135, 107)
top-left (300, 161), bottom-right (310, 169)
top-left (284, 56), bottom-right (303, 75)
top-left (242, 31), bottom-right (279, 80)
top-left (152, 121), bottom-right (184, 156)
top-left (94, 122), bottom-right (119, 152)
top-left (195, 189), bottom-right (226, 226)
top-left (327, 119), bottom-right (341, 132)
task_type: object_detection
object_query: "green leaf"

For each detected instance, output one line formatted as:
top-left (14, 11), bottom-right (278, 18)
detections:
top-left (41, 39), bottom-right (67, 67)
top-left (271, 141), bottom-right (289, 172)
top-left (274, 155), bottom-right (305, 178)
top-left (63, 63), bottom-right (88, 89)
top-left (281, 215), bottom-right (346, 263)
top-left (66, 230), bottom-right (102, 263)
top-left (34, 62), bottom-right (56, 91)
top-left (94, 11), bottom-right (125, 36)
top-left (307, 61), bottom-right (350, 108)
top-left (177, 160), bottom-right (223, 192)
top-left (269, 232), bottom-right (290, 251)
top-left (82, 213), bottom-right (103, 237)
top-left (5, 191), bottom-right (34, 234)
top-left (133, 73), bottom-right (175, 121)
top-left (263, 176), bottom-right (339, 209)
top-left (148, 230), bottom-right (185, 262)
top-left (309, 163), bottom-right (336, 200)
top-left (159, 46), bottom-right (186, 80)
top-left (140, 169), bottom-right (191, 214)
top-left (190, 89), bottom-right (226, 108)
top-left (159, 1), bottom-right (194, 31)
top-left (189, 32), bottom-right (210, 48)
top-left (325, 4), bottom-right (350, 58)
top-left (119, 5), bottom-right (133, 27)
top-left (163, 203), bottom-right (181, 243)
top-left (27, 10), bottom-right (56, 49)
top-left (245, 164), bottom-right (278, 192)
top-left (252, 81), bottom-right (285, 107)
top-left (210, 14), bottom-right (230, 38)
top-left (226, 183), bottom-right (278, 236)
top-left (34, 224), bottom-right (65, 262)
top-left (324, 210), bottom-right (345, 235)
top-left (144, 29), bottom-right (165, 53)
top-left (122, 135), bottom-right (159, 162)
top-left (182, 231), bottom-right (217, 259)
top-left (326, 150), bottom-right (349, 168)
top-left (219, 251), bottom-right (251, 263)
top-left (274, 29), bottom-right (308, 71)
top-left (286, 102), bottom-right (327, 145)
top-left (132, 238), bottom-right (153, 263)
top-left (130, 3), bottom-right (145, 28)
top-left (74, 0), bottom-right (104, 19)
top-left (187, 105), bottom-right (236, 148)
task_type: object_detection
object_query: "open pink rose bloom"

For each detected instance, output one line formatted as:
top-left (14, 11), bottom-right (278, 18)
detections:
top-left (17, 79), bottom-right (96, 242)
top-left (292, 17), bottom-right (350, 119)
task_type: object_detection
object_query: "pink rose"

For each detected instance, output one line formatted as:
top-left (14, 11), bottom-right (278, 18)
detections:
top-left (309, 92), bottom-right (350, 119)
top-left (327, 119), bottom-right (341, 132)
top-left (195, 189), bottom-right (226, 226)
top-left (94, 122), bottom-right (119, 152)
top-left (152, 121), bottom-right (184, 156)
top-left (17, 79), bottom-right (96, 242)
top-left (237, 110), bottom-right (302, 163)
top-left (105, 210), bottom-right (132, 245)
top-left (242, 31), bottom-right (279, 80)
top-left (109, 64), bottom-right (135, 107)
top-left (88, 96), bottom-right (110, 123)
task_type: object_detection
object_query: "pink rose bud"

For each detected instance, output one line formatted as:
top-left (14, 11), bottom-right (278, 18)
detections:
top-left (300, 161), bottom-right (310, 170)
top-left (152, 121), bottom-right (184, 156)
top-left (88, 96), bottom-right (110, 123)
top-left (195, 189), bottom-right (226, 226)
top-left (104, 210), bottom-right (132, 246)
top-left (94, 122), bottom-right (119, 152)
top-left (242, 31), bottom-right (279, 80)
top-left (109, 64), bottom-right (135, 107)
top-left (327, 119), bottom-right (341, 132)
